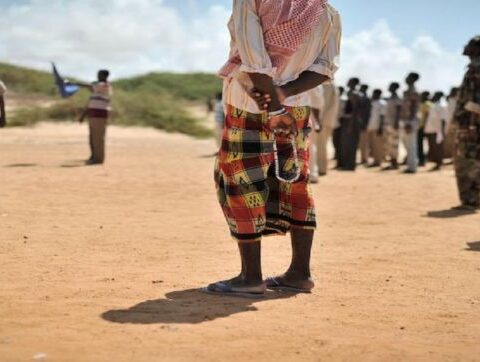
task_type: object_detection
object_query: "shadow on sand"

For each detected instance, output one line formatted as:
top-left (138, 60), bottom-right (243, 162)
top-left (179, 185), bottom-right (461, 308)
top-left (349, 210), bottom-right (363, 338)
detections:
top-left (61, 164), bottom-right (86, 168)
top-left (4, 163), bottom-right (38, 168)
top-left (60, 160), bottom-right (92, 168)
top-left (425, 209), bottom-right (476, 219)
top-left (199, 153), bottom-right (218, 159)
top-left (466, 241), bottom-right (480, 252)
top-left (101, 288), bottom-right (297, 325)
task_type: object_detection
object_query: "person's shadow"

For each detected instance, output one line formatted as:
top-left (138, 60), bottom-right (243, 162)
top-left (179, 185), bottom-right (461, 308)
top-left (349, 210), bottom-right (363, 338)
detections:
top-left (425, 209), bottom-right (476, 219)
top-left (466, 241), bottom-right (480, 252)
top-left (101, 288), bottom-right (297, 325)
top-left (60, 160), bottom-right (88, 168)
top-left (4, 163), bottom-right (38, 168)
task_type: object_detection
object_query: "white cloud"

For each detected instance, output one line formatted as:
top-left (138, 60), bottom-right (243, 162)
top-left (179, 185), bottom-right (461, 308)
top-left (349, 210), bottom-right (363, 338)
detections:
top-left (0, 0), bottom-right (231, 79)
top-left (336, 20), bottom-right (468, 92)
top-left (0, 1), bottom-right (468, 92)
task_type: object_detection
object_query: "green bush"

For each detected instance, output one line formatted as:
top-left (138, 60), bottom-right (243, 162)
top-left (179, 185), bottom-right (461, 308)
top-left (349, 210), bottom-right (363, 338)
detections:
top-left (8, 107), bottom-right (46, 127)
top-left (111, 89), bottom-right (213, 138)
top-left (9, 89), bottom-right (213, 138)
top-left (2, 62), bottom-right (218, 138)
top-left (0, 63), bottom-right (57, 96)
top-left (115, 72), bottom-right (223, 101)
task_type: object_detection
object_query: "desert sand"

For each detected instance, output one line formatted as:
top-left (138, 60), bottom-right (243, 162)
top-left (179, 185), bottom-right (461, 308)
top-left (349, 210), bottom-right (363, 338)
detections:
top-left (0, 122), bottom-right (479, 362)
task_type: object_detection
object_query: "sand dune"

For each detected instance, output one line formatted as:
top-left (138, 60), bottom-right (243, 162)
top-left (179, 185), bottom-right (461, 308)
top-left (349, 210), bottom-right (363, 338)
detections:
top-left (0, 122), bottom-right (479, 361)
top-left (5, 92), bottom-right (57, 114)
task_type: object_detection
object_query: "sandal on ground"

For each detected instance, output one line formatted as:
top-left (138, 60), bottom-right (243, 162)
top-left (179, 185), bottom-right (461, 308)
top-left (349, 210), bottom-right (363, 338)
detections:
top-left (451, 205), bottom-right (478, 211)
top-left (265, 277), bottom-right (313, 294)
top-left (201, 282), bottom-right (266, 299)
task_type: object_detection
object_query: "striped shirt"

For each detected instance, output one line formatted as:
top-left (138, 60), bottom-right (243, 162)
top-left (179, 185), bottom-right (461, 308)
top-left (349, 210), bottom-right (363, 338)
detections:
top-left (222, 1), bottom-right (342, 113)
top-left (88, 82), bottom-right (113, 111)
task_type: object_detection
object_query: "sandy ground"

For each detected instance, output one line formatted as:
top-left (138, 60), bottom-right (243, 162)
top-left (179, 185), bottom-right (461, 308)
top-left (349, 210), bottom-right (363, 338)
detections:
top-left (0, 122), bottom-right (479, 362)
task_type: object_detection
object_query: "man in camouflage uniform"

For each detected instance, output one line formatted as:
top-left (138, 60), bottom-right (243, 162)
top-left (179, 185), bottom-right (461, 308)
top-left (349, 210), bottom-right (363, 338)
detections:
top-left (453, 36), bottom-right (480, 211)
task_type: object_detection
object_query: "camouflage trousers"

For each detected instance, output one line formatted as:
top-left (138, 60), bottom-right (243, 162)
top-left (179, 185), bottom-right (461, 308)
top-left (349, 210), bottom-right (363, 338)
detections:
top-left (454, 129), bottom-right (480, 207)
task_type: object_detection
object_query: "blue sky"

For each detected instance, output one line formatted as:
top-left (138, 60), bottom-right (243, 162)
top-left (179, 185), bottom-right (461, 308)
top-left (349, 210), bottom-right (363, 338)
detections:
top-left (0, 0), bottom-right (478, 90)
top-left (165, 0), bottom-right (479, 51)
top-left (333, 0), bottom-right (479, 52)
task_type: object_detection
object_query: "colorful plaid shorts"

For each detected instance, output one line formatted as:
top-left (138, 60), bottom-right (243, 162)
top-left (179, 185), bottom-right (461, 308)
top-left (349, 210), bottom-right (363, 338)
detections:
top-left (214, 105), bottom-right (317, 243)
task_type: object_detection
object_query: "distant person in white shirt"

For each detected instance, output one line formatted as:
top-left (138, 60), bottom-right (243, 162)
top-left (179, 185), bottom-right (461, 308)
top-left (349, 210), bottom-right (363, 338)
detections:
top-left (316, 83), bottom-right (340, 176)
top-left (0, 80), bottom-right (7, 128)
top-left (307, 85), bottom-right (324, 183)
top-left (424, 91), bottom-right (448, 171)
top-left (443, 87), bottom-right (459, 160)
top-left (366, 89), bottom-right (387, 167)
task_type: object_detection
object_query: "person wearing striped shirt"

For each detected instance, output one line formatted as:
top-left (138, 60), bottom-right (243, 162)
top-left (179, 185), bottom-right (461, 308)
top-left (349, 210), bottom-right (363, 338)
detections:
top-left (71, 70), bottom-right (113, 165)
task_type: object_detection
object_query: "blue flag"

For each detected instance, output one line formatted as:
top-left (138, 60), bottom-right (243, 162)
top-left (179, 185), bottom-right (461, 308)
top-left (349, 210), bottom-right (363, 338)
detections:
top-left (52, 63), bottom-right (79, 99)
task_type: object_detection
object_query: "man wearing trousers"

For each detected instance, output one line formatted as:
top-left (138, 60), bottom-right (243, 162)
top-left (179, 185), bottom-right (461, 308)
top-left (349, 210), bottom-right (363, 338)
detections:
top-left (401, 72), bottom-right (421, 174)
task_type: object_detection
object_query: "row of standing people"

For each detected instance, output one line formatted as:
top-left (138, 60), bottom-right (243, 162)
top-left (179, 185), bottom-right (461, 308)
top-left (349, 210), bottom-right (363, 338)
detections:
top-left (307, 35), bottom-right (480, 211)
top-left (307, 73), bottom-right (459, 181)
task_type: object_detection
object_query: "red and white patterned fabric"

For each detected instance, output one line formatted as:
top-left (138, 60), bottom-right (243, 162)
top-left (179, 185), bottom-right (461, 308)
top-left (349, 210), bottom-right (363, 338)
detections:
top-left (258, 0), bottom-right (327, 70)
top-left (220, 0), bottom-right (328, 77)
